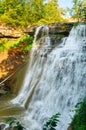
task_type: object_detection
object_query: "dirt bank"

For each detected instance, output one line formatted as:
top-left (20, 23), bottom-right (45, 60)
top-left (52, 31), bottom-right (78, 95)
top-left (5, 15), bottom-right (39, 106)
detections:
top-left (0, 49), bottom-right (29, 81)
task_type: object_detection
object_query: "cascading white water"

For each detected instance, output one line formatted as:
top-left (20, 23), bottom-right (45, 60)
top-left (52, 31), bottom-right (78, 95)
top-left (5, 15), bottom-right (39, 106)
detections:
top-left (12, 24), bottom-right (86, 130)
top-left (12, 25), bottom-right (51, 107)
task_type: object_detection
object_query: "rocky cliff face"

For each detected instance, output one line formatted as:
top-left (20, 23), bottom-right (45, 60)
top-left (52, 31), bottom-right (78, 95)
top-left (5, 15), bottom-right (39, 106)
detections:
top-left (49, 22), bottom-right (73, 35)
top-left (24, 22), bottom-right (73, 36)
top-left (0, 25), bottom-right (22, 38)
top-left (0, 23), bottom-right (73, 38)
top-left (24, 22), bottom-right (73, 45)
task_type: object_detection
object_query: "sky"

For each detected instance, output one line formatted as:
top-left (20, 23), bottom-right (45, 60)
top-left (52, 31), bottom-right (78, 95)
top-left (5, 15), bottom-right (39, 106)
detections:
top-left (58, 0), bottom-right (73, 9)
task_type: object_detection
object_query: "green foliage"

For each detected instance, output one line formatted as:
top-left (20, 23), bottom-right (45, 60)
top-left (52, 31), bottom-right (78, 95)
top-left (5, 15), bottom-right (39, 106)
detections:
top-left (43, 0), bottom-right (66, 23)
top-left (11, 35), bottom-right (33, 50)
top-left (71, 97), bottom-right (86, 130)
top-left (6, 117), bottom-right (25, 130)
top-left (71, 0), bottom-right (86, 22)
top-left (0, 41), bottom-right (5, 52)
top-left (73, 22), bottom-right (79, 28)
top-left (19, 35), bottom-right (33, 51)
top-left (0, 0), bottom-right (66, 28)
top-left (43, 113), bottom-right (61, 130)
top-left (0, 35), bottom-right (33, 52)
top-left (0, 0), bottom-right (28, 28)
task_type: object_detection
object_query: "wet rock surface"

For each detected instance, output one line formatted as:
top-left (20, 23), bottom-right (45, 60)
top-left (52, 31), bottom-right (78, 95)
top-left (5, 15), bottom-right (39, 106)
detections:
top-left (68, 126), bottom-right (73, 130)
top-left (24, 22), bottom-right (73, 46)
top-left (24, 22), bottom-right (73, 37)
top-left (0, 83), bottom-right (10, 97)
top-left (0, 122), bottom-right (6, 129)
top-left (49, 22), bottom-right (73, 35)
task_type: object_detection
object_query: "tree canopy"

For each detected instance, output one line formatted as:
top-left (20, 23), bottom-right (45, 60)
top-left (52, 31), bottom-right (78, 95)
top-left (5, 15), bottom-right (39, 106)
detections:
top-left (71, 0), bottom-right (86, 22)
top-left (0, 0), bottom-right (67, 28)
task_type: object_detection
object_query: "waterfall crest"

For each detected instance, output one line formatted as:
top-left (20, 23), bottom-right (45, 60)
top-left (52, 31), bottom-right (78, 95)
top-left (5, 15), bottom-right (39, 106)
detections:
top-left (12, 24), bottom-right (86, 130)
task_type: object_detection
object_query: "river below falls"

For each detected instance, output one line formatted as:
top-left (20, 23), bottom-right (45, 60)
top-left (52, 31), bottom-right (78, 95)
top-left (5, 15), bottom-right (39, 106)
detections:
top-left (0, 94), bottom-right (25, 122)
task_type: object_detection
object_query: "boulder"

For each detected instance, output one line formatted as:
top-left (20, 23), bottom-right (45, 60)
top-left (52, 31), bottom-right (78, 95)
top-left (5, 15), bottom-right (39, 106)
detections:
top-left (0, 83), bottom-right (10, 97)
top-left (0, 122), bottom-right (6, 129)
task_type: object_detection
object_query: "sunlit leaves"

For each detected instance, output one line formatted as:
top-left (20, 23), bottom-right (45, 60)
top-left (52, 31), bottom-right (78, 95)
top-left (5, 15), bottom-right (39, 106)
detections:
top-left (43, 113), bottom-right (61, 130)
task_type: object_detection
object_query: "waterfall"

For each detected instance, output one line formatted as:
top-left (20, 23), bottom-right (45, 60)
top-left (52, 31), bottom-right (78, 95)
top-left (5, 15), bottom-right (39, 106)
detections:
top-left (12, 25), bottom-right (51, 107)
top-left (12, 24), bottom-right (86, 130)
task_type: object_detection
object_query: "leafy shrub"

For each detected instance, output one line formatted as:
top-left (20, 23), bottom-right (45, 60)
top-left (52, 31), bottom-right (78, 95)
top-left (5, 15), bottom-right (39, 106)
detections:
top-left (0, 35), bottom-right (33, 52)
top-left (73, 22), bottom-right (79, 28)
top-left (71, 97), bottom-right (86, 130)
top-left (0, 38), bottom-right (8, 52)
top-left (6, 117), bottom-right (25, 130)
top-left (43, 113), bottom-right (61, 130)
top-left (0, 42), bottom-right (5, 52)
top-left (11, 35), bottom-right (33, 51)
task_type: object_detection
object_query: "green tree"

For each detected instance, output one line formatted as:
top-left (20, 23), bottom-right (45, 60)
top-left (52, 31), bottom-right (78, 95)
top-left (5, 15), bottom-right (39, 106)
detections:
top-left (71, 0), bottom-right (86, 22)
top-left (39, 0), bottom-right (65, 24)
top-left (0, 0), bottom-right (66, 27)
top-left (0, 0), bottom-right (28, 27)
top-left (28, 0), bottom-right (45, 23)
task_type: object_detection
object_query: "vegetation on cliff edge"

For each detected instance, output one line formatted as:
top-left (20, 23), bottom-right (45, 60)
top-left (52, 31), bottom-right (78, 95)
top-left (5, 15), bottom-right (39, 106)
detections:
top-left (0, 35), bottom-right (33, 52)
